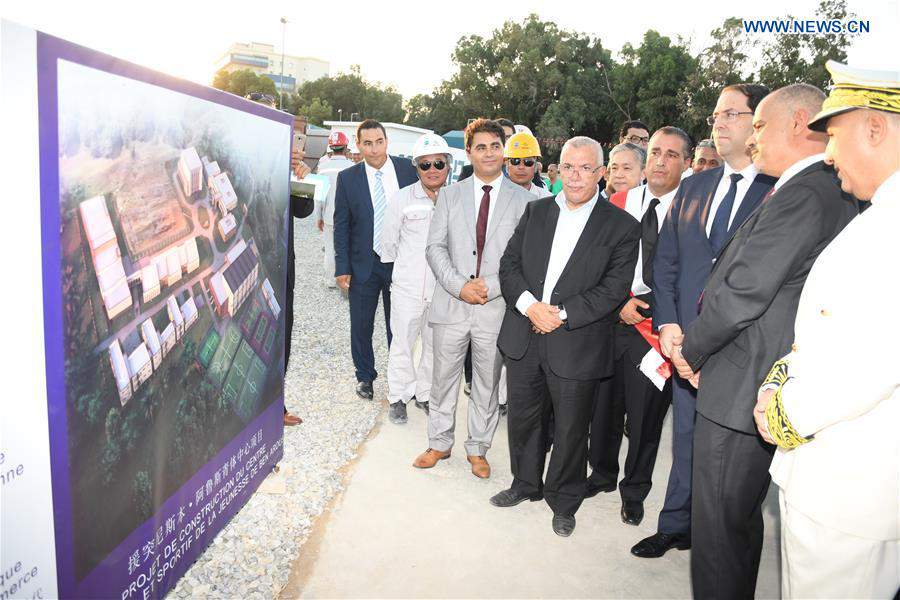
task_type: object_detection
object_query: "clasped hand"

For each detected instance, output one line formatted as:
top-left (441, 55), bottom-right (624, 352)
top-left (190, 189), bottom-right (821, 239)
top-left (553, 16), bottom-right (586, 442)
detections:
top-left (460, 278), bottom-right (489, 305)
top-left (668, 333), bottom-right (700, 389)
top-left (527, 302), bottom-right (562, 334)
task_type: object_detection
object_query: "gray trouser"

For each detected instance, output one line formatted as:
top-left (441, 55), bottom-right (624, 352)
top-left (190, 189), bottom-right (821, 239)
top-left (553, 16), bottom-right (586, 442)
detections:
top-left (428, 319), bottom-right (501, 456)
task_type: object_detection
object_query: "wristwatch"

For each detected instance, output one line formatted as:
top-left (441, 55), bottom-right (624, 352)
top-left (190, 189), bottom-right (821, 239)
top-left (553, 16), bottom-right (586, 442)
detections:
top-left (558, 303), bottom-right (567, 322)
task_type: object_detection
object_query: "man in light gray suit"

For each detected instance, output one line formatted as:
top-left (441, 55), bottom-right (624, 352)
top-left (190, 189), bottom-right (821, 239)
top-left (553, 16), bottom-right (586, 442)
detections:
top-left (413, 118), bottom-right (536, 478)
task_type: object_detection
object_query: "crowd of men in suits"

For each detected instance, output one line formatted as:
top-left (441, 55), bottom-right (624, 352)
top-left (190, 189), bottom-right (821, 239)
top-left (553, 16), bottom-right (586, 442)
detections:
top-left (299, 60), bottom-right (899, 599)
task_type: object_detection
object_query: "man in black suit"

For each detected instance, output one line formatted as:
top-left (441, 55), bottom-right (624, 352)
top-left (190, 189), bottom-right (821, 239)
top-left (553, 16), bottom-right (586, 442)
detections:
top-left (587, 127), bottom-right (691, 528)
top-left (488, 136), bottom-right (639, 537)
top-left (670, 84), bottom-right (857, 598)
top-left (631, 84), bottom-right (775, 558)
top-left (333, 120), bottom-right (419, 399)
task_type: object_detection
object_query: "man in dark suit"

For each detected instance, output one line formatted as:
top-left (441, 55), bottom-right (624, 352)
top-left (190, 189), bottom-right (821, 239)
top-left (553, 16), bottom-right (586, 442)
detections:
top-left (588, 127), bottom-right (690, 528)
top-left (631, 83), bottom-right (774, 558)
top-left (333, 119), bottom-right (418, 399)
top-left (670, 84), bottom-right (857, 598)
top-left (489, 136), bottom-right (639, 537)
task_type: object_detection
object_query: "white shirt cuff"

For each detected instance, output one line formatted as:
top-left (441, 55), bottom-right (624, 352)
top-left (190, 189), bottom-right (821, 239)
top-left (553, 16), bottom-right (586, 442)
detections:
top-left (516, 291), bottom-right (538, 315)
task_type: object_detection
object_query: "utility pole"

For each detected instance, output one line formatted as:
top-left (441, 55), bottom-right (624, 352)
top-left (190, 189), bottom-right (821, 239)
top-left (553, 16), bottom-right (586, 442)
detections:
top-left (279, 17), bottom-right (287, 110)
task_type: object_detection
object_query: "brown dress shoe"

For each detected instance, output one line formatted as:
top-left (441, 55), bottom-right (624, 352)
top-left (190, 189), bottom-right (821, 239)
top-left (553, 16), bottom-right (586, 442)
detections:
top-left (467, 455), bottom-right (491, 479)
top-left (413, 448), bottom-right (451, 469)
top-left (283, 412), bottom-right (302, 426)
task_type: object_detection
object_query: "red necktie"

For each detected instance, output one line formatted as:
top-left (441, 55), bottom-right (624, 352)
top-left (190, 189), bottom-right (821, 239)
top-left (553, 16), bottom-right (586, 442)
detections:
top-left (475, 185), bottom-right (491, 277)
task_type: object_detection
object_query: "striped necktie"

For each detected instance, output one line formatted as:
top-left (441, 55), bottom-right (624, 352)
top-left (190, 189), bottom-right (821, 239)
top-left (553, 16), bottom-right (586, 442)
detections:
top-left (372, 169), bottom-right (386, 254)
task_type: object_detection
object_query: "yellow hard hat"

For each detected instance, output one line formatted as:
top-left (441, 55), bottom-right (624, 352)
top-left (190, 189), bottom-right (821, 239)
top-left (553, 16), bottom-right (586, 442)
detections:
top-left (504, 131), bottom-right (541, 159)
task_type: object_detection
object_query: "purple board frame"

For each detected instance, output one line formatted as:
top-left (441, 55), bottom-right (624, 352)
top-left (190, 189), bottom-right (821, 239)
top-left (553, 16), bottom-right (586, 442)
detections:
top-left (36, 31), bottom-right (292, 599)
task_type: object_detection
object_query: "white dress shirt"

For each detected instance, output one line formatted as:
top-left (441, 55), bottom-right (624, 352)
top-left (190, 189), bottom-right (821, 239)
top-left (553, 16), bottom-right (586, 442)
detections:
top-left (705, 162), bottom-right (760, 236)
top-left (622, 184), bottom-right (678, 295)
top-left (364, 157), bottom-right (400, 212)
top-left (515, 190), bottom-right (599, 315)
top-left (472, 173), bottom-right (504, 231)
top-left (773, 153), bottom-right (826, 192)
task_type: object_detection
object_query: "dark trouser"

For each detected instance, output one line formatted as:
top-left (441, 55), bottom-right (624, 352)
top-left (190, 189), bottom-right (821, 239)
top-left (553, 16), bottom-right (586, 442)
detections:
top-left (691, 413), bottom-right (774, 600)
top-left (507, 333), bottom-right (597, 517)
top-left (588, 326), bottom-right (670, 501)
top-left (657, 376), bottom-right (697, 534)
top-left (348, 253), bottom-right (392, 382)
top-left (464, 344), bottom-right (472, 384)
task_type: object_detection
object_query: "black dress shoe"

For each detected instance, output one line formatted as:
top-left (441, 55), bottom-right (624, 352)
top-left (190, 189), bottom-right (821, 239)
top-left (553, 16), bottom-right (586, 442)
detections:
top-left (584, 480), bottom-right (617, 498)
top-left (489, 488), bottom-right (543, 507)
top-left (630, 532), bottom-right (691, 558)
top-left (498, 403), bottom-right (508, 417)
top-left (356, 381), bottom-right (374, 400)
top-left (621, 500), bottom-right (644, 525)
top-left (413, 396), bottom-right (429, 413)
top-left (388, 401), bottom-right (408, 424)
top-left (552, 514), bottom-right (576, 537)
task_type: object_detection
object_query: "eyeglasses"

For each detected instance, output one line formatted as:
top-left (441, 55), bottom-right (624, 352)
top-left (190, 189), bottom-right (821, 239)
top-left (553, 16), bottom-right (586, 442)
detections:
top-left (560, 163), bottom-right (602, 176)
top-left (417, 160), bottom-right (446, 171)
top-left (625, 134), bottom-right (649, 144)
top-left (707, 110), bottom-right (754, 126)
top-left (508, 158), bottom-right (536, 167)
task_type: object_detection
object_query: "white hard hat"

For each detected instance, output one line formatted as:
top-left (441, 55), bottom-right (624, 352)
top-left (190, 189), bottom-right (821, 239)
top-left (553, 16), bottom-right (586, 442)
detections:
top-left (514, 124), bottom-right (533, 136)
top-left (347, 138), bottom-right (359, 153)
top-left (411, 133), bottom-right (451, 162)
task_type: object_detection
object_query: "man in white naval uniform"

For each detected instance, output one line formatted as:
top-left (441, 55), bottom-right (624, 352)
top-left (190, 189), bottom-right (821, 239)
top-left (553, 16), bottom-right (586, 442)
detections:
top-left (380, 134), bottom-right (452, 425)
top-left (314, 131), bottom-right (354, 288)
top-left (755, 61), bottom-right (900, 599)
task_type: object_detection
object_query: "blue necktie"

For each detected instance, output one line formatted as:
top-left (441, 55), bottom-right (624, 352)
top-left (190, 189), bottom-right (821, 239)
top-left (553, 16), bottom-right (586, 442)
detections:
top-left (372, 170), bottom-right (386, 254)
top-left (709, 173), bottom-right (742, 255)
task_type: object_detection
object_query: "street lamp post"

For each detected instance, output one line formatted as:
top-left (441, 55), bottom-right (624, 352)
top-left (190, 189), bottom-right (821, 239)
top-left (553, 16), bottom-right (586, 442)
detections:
top-left (338, 108), bottom-right (343, 122)
top-left (279, 17), bottom-right (287, 110)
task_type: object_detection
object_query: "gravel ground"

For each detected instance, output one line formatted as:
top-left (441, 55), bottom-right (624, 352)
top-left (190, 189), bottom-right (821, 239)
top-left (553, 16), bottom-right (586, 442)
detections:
top-left (167, 218), bottom-right (388, 599)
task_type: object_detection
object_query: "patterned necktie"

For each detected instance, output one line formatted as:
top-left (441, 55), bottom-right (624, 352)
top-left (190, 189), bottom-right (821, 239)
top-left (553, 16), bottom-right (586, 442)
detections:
top-left (641, 197), bottom-right (660, 285)
top-left (709, 173), bottom-right (743, 255)
top-left (475, 185), bottom-right (491, 277)
top-left (372, 169), bottom-right (386, 254)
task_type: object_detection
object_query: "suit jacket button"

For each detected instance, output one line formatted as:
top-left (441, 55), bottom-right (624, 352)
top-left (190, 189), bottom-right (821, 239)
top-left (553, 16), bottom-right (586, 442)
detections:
top-left (472, 251), bottom-right (476, 255)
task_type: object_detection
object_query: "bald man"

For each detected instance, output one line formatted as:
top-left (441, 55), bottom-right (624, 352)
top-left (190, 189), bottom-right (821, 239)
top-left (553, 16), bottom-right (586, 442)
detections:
top-left (669, 83), bottom-right (858, 598)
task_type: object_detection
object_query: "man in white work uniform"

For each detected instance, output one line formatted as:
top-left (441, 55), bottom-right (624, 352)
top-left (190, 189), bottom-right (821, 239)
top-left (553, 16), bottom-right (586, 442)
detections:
top-left (314, 131), bottom-right (354, 288)
top-left (380, 133), bottom-right (452, 425)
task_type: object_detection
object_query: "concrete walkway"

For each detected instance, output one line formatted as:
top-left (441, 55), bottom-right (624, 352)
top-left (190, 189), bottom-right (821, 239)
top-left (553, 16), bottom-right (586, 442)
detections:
top-left (281, 390), bottom-right (781, 598)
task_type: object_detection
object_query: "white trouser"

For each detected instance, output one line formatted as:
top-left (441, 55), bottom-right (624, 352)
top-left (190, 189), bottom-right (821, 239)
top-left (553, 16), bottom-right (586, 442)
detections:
top-left (387, 293), bottom-right (433, 405)
top-left (779, 492), bottom-right (900, 599)
top-left (323, 223), bottom-right (336, 287)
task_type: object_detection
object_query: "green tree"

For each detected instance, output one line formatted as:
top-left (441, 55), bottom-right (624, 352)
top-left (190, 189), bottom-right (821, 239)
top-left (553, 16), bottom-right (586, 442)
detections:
top-left (133, 470), bottom-right (153, 519)
top-left (294, 97), bottom-right (333, 126)
top-left (101, 407), bottom-right (123, 486)
top-left (294, 66), bottom-right (405, 122)
top-left (757, 0), bottom-right (858, 90)
top-left (676, 17), bottom-right (756, 142)
top-left (211, 68), bottom-right (278, 98)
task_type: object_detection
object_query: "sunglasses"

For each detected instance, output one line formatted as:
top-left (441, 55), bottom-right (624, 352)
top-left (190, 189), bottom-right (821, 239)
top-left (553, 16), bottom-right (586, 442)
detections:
top-left (417, 160), bottom-right (447, 171)
top-left (509, 158), bottom-right (536, 167)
